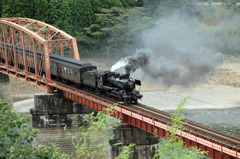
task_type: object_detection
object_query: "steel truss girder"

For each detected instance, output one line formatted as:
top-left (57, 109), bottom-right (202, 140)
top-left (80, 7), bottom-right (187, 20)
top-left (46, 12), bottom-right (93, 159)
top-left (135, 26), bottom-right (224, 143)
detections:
top-left (0, 19), bottom-right (51, 88)
top-left (0, 17), bottom-right (80, 92)
top-left (1, 17), bottom-right (80, 60)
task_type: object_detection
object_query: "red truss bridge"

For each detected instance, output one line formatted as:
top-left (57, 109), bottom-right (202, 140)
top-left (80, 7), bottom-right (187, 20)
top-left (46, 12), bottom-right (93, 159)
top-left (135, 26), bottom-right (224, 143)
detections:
top-left (0, 17), bottom-right (240, 159)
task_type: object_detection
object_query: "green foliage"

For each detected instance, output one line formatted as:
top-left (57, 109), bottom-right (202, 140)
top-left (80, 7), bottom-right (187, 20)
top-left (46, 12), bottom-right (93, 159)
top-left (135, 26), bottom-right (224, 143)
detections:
top-left (0, 0), bottom-right (2, 17)
top-left (66, 104), bottom-right (135, 159)
top-left (101, 0), bottom-right (123, 9)
top-left (0, 100), bottom-right (69, 159)
top-left (0, 98), bottom-right (210, 159)
top-left (47, 0), bottom-right (73, 34)
top-left (120, 0), bottom-right (136, 8)
top-left (90, 0), bottom-right (102, 13)
top-left (4, 0), bottom-right (240, 59)
top-left (73, 0), bottom-right (96, 32)
top-left (153, 97), bottom-right (208, 159)
top-left (2, 0), bottom-right (30, 17)
top-left (0, 0), bottom-right (154, 57)
top-left (144, 0), bottom-right (195, 17)
top-left (77, 7), bottom-right (155, 57)
top-left (1, 0), bottom-right (49, 21)
top-left (116, 143), bottom-right (135, 159)
top-left (32, 0), bottom-right (49, 22)
top-left (135, 0), bottom-right (145, 7)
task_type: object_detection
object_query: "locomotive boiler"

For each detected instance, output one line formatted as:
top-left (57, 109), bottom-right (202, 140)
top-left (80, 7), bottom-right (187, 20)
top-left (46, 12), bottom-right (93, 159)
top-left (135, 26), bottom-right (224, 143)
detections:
top-left (82, 70), bottom-right (142, 104)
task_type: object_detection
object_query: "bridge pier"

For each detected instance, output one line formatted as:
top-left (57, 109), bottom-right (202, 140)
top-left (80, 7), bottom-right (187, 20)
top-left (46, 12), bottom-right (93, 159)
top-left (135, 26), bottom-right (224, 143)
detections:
top-left (109, 124), bottom-right (160, 159)
top-left (30, 93), bottom-right (94, 127)
top-left (30, 94), bottom-right (160, 158)
top-left (30, 93), bottom-right (97, 154)
top-left (0, 72), bottom-right (13, 106)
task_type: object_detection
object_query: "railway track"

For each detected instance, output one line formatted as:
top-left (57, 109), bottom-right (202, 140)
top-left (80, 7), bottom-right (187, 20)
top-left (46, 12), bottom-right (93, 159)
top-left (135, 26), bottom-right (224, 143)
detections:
top-left (70, 85), bottom-right (240, 148)
top-left (127, 103), bottom-right (240, 148)
top-left (47, 80), bottom-right (240, 149)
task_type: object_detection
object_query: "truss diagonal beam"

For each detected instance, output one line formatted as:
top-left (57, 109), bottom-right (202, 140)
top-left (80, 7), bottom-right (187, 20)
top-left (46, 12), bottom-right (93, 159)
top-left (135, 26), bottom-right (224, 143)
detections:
top-left (1, 17), bottom-right (80, 60)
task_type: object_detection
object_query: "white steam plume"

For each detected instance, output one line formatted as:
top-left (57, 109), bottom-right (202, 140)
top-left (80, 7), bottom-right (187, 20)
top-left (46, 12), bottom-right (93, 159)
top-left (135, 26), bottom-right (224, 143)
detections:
top-left (111, 59), bottom-right (127, 72)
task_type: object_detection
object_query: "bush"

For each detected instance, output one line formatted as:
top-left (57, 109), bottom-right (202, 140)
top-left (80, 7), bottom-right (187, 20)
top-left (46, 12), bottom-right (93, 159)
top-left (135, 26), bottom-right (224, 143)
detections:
top-left (0, 100), bottom-right (69, 159)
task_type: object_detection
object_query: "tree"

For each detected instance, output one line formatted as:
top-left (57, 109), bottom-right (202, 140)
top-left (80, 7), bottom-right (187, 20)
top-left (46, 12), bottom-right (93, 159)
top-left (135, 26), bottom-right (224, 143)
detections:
top-left (135, 0), bottom-right (145, 7)
top-left (47, 0), bottom-right (73, 34)
top-left (1, 0), bottom-right (35, 18)
top-left (120, 0), bottom-right (136, 8)
top-left (0, 100), bottom-right (69, 158)
top-left (32, 0), bottom-right (49, 22)
top-left (90, 0), bottom-right (102, 13)
top-left (144, 0), bottom-right (194, 17)
top-left (101, 0), bottom-right (123, 9)
top-left (76, 7), bottom-right (155, 57)
top-left (0, 98), bottom-right (208, 158)
top-left (153, 97), bottom-right (208, 159)
top-left (0, 99), bottom-right (134, 159)
top-left (73, 0), bottom-right (96, 33)
top-left (0, 0), bottom-right (3, 17)
top-left (66, 104), bottom-right (135, 159)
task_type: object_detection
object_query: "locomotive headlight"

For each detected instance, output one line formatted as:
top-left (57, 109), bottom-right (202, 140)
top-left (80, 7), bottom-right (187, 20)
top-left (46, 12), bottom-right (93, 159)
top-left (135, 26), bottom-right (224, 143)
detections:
top-left (128, 82), bottom-right (133, 86)
top-left (132, 90), bottom-right (136, 94)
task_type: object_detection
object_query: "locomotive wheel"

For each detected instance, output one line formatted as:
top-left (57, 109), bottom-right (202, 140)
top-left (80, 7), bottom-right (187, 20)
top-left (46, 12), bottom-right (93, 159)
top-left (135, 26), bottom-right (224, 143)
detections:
top-left (124, 98), bottom-right (130, 104)
top-left (133, 100), bottom-right (138, 104)
top-left (95, 89), bottom-right (101, 95)
top-left (118, 96), bottom-right (123, 101)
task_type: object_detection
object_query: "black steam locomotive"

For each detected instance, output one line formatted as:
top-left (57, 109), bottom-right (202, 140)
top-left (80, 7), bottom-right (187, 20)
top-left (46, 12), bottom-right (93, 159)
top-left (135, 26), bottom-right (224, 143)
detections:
top-left (82, 70), bottom-right (142, 104)
top-left (0, 43), bottom-right (143, 104)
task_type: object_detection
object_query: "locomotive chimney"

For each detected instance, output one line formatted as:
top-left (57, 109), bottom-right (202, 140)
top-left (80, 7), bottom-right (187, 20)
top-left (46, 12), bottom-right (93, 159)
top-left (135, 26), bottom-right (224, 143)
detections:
top-left (120, 73), bottom-right (130, 79)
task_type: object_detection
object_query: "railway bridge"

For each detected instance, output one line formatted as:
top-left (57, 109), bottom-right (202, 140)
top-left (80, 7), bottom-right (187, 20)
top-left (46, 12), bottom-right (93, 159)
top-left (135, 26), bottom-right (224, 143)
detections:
top-left (0, 17), bottom-right (240, 159)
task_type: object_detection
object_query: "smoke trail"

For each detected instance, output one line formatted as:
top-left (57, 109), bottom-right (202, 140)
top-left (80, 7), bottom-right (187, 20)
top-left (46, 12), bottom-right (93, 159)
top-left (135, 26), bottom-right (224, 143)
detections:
top-left (112, 12), bottom-right (224, 87)
top-left (124, 49), bottom-right (150, 74)
top-left (111, 49), bottom-right (150, 73)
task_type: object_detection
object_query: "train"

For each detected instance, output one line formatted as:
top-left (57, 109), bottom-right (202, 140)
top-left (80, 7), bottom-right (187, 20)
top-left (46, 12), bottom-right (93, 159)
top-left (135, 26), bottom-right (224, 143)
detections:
top-left (0, 43), bottom-right (143, 104)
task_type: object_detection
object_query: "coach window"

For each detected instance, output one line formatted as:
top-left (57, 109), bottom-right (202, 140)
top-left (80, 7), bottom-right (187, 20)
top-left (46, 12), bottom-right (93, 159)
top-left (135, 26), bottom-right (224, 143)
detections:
top-left (77, 70), bottom-right (79, 76)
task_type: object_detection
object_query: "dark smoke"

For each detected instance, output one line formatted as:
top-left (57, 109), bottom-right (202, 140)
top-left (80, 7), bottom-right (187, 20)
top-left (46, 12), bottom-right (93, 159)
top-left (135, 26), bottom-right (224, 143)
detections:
top-left (114, 12), bottom-right (228, 88)
top-left (124, 49), bottom-right (149, 74)
top-left (127, 48), bottom-right (219, 87)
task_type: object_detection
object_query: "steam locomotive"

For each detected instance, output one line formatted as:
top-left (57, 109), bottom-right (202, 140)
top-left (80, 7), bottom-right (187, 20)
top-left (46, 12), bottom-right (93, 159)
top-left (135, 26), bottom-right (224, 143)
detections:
top-left (0, 43), bottom-right (143, 104)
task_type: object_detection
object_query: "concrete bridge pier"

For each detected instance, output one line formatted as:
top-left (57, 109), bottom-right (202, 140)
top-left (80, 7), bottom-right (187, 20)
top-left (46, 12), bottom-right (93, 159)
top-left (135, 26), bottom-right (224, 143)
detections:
top-left (31, 93), bottom-right (94, 127)
top-left (109, 124), bottom-right (160, 159)
top-left (30, 93), bottom-right (159, 158)
top-left (30, 93), bottom-right (96, 154)
top-left (0, 72), bottom-right (13, 106)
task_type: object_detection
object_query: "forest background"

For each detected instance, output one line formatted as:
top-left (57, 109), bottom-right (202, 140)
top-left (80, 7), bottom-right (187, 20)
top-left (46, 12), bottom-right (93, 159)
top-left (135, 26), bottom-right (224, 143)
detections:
top-left (1, 0), bottom-right (240, 60)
